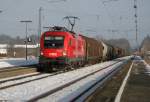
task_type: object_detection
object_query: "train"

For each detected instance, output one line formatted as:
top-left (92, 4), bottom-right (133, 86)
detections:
top-left (39, 26), bottom-right (125, 72)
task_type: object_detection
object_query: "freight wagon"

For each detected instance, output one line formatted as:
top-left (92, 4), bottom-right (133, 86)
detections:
top-left (81, 35), bottom-right (103, 64)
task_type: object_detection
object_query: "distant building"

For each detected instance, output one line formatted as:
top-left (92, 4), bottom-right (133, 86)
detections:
top-left (13, 44), bottom-right (39, 57)
top-left (14, 44), bottom-right (38, 48)
top-left (0, 44), bottom-right (39, 58)
top-left (0, 44), bottom-right (8, 56)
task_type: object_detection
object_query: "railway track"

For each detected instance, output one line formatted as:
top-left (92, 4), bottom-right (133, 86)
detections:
top-left (0, 65), bottom-right (81, 90)
top-left (0, 73), bottom-right (52, 90)
top-left (28, 60), bottom-right (126, 102)
top-left (0, 57), bottom-right (131, 101)
top-left (0, 68), bottom-right (72, 90)
top-left (0, 61), bottom-right (109, 90)
top-left (0, 65), bottom-right (38, 79)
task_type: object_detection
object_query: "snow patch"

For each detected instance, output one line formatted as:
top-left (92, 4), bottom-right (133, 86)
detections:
top-left (0, 58), bottom-right (38, 69)
top-left (142, 60), bottom-right (150, 75)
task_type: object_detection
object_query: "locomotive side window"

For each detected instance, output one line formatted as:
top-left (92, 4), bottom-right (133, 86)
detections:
top-left (44, 36), bottom-right (64, 48)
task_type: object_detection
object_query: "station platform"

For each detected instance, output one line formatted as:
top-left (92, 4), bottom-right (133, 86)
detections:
top-left (121, 57), bottom-right (150, 102)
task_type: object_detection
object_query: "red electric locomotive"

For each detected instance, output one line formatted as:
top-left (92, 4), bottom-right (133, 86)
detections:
top-left (39, 26), bottom-right (85, 72)
top-left (39, 26), bottom-right (126, 72)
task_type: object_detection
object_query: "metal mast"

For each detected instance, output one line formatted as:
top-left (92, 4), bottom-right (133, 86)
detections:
top-left (37, 7), bottom-right (42, 57)
top-left (134, 0), bottom-right (138, 50)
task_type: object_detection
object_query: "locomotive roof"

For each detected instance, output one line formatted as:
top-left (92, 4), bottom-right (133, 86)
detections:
top-left (44, 26), bottom-right (76, 35)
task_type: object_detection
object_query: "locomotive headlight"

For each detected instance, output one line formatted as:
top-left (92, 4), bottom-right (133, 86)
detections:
top-left (62, 50), bottom-right (67, 56)
top-left (40, 52), bottom-right (43, 55)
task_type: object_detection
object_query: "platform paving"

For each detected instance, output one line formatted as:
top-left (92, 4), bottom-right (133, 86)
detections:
top-left (121, 57), bottom-right (150, 102)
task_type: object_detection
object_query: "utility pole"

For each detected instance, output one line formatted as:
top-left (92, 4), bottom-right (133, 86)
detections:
top-left (38, 7), bottom-right (42, 41)
top-left (20, 20), bottom-right (32, 60)
top-left (96, 15), bottom-right (100, 35)
top-left (63, 16), bottom-right (80, 31)
top-left (38, 7), bottom-right (42, 57)
top-left (134, 0), bottom-right (138, 50)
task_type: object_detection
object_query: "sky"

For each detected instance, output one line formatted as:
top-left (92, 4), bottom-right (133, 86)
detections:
top-left (0, 0), bottom-right (150, 47)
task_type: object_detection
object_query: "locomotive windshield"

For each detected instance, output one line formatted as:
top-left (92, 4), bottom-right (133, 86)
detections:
top-left (44, 36), bottom-right (64, 48)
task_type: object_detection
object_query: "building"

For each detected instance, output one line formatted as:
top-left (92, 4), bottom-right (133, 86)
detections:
top-left (0, 44), bottom-right (8, 57)
top-left (0, 44), bottom-right (39, 58)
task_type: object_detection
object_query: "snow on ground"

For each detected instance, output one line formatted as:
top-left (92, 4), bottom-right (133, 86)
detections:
top-left (0, 56), bottom-right (132, 101)
top-left (134, 56), bottom-right (150, 75)
top-left (0, 73), bottom-right (51, 89)
top-left (38, 60), bottom-right (126, 102)
top-left (142, 59), bottom-right (150, 75)
top-left (0, 72), bottom-right (39, 82)
top-left (0, 58), bottom-right (38, 69)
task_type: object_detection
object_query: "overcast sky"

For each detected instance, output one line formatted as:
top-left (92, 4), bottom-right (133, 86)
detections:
top-left (0, 0), bottom-right (150, 47)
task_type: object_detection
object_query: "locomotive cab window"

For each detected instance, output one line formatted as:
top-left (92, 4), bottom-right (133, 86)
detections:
top-left (44, 36), bottom-right (64, 48)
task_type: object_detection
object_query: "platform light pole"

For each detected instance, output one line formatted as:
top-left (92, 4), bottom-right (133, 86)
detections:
top-left (20, 20), bottom-right (32, 60)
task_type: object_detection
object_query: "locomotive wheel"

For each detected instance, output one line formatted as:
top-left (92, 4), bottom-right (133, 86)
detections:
top-left (44, 63), bottom-right (53, 73)
top-left (38, 62), bottom-right (53, 73)
top-left (68, 62), bottom-right (74, 70)
top-left (37, 64), bottom-right (44, 72)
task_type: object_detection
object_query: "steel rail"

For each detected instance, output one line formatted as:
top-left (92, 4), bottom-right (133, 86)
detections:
top-left (0, 65), bottom-right (38, 79)
top-left (0, 65), bottom-right (37, 73)
top-left (0, 67), bottom-right (77, 90)
top-left (0, 72), bottom-right (41, 83)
